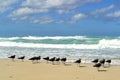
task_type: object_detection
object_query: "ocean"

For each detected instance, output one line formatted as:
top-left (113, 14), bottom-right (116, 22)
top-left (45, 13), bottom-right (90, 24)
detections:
top-left (0, 36), bottom-right (120, 65)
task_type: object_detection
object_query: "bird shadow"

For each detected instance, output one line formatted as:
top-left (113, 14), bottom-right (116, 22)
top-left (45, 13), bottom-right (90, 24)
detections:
top-left (103, 66), bottom-right (110, 68)
top-left (32, 61), bottom-right (41, 64)
top-left (64, 63), bottom-right (72, 66)
top-left (98, 70), bottom-right (107, 72)
top-left (79, 65), bottom-right (86, 67)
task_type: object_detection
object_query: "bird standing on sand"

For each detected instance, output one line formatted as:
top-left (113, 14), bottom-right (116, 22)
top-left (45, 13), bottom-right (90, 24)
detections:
top-left (29, 56), bottom-right (41, 63)
top-left (92, 59), bottom-right (99, 64)
top-left (8, 55), bottom-right (16, 61)
top-left (36, 56), bottom-right (41, 63)
top-left (29, 56), bottom-right (37, 62)
top-left (106, 59), bottom-right (111, 67)
top-left (99, 59), bottom-right (105, 67)
top-left (93, 63), bottom-right (101, 71)
top-left (43, 56), bottom-right (49, 63)
top-left (74, 58), bottom-right (81, 67)
top-left (49, 57), bottom-right (56, 64)
top-left (18, 56), bottom-right (25, 62)
top-left (55, 57), bottom-right (60, 61)
top-left (61, 57), bottom-right (67, 64)
top-left (55, 57), bottom-right (60, 64)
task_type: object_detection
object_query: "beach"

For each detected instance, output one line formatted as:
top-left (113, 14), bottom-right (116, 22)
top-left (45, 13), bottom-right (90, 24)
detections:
top-left (1, 0), bottom-right (120, 80)
top-left (1, 59), bottom-right (120, 80)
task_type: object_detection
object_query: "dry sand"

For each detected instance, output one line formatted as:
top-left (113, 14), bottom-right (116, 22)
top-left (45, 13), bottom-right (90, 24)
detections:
top-left (0, 59), bottom-right (120, 80)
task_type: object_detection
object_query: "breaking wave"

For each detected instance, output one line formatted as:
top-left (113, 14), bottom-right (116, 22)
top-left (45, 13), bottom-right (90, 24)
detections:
top-left (0, 36), bottom-right (120, 49)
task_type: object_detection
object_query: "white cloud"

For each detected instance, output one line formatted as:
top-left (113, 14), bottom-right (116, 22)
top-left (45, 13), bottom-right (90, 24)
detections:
top-left (31, 16), bottom-right (54, 24)
top-left (21, 0), bottom-right (79, 9)
top-left (0, 7), bottom-right (10, 13)
top-left (21, 0), bottom-right (43, 8)
top-left (71, 13), bottom-right (87, 22)
top-left (10, 7), bottom-right (48, 16)
top-left (21, 0), bottom-right (101, 9)
top-left (8, 0), bottom-right (101, 23)
top-left (0, 0), bottom-right (17, 6)
top-left (106, 11), bottom-right (120, 18)
top-left (11, 16), bottom-right (28, 23)
top-left (0, 0), bottom-right (17, 13)
top-left (57, 9), bottom-right (73, 14)
top-left (92, 5), bottom-right (115, 14)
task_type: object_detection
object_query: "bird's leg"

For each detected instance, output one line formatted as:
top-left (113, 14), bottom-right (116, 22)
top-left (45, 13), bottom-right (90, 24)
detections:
top-left (97, 67), bottom-right (100, 71)
top-left (52, 61), bottom-right (54, 65)
top-left (46, 60), bottom-right (48, 63)
top-left (108, 63), bottom-right (110, 67)
top-left (64, 62), bottom-right (66, 65)
top-left (22, 59), bottom-right (24, 62)
top-left (79, 63), bottom-right (80, 67)
top-left (103, 64), bottom-right (105, 68)
top-left (12, 59), bottom-right (14, 62)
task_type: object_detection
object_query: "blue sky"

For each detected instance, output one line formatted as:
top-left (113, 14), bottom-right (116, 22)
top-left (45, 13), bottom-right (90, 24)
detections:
top-left (0, 0), bottom-right (120, 36)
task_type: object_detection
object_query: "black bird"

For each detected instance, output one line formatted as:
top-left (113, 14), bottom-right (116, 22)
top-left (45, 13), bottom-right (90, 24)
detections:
top-left (92, 59), bottom-right (99, 64)
top-left (43, 56), bottom-right (49, 61)
top-left (74, 58), bottom-right (81, 67)
top-left (93, 63), bottom-right (101, 71)
top-left (49, 57), bottom-right (56, 64)
top-left (55, 57), bottom-right (60, 64)
top-left (106, 59), bottom-right (111, 67)
top-left (43, 56), bottom-right (49, 63)
top-left (18, 56), bottom-right (25, 62)
top-left (106, 59), bottom-right (111, 63)
top-left (99, 59), bottom-right (105, 67)
top-left (61, 57), bottom-right (67, 64)
top-left (8, 55), bottom-right (16, 61)
top-left (55, 57), bottom-right (60, 62)
top-left (29, 56), bottom-right (36, 62)
top-left (36, 56), bottom-right (41, 63)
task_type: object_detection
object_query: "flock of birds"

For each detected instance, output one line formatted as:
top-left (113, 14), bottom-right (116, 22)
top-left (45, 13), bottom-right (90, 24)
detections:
top-left (8, 55), bottom-right (111, 71)
top-left (92, 59), bottom-right (111, 70)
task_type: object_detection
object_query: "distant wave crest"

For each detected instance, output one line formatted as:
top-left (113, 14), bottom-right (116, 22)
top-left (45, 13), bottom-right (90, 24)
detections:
top-left (0, 36), bottom-right (120, 49)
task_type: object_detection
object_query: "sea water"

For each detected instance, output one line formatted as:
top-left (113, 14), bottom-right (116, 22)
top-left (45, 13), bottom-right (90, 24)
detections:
top-left (0, 36), bottom-right (120, 65)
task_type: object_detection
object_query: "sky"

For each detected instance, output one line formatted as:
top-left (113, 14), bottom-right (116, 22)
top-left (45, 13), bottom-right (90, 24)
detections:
top-left (0, 0), bottom-right (120, 37)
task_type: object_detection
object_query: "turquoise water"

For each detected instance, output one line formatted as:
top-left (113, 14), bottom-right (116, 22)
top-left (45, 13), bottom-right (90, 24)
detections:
top-left (0, 36), bottom-right (120, 65)
top-left (0, 36), bottom-right (116, 44)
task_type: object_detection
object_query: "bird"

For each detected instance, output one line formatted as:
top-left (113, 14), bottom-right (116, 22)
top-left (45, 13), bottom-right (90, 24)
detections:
top-left (49, 57), bottom-right (56, 64)
top-left (18, 56), bottom-right (25, 62)
top-left (29, 56), bottom-right (37, 62)
top-left (106, 59), bottom-right (111, 63)
top-left (92, 59), bottom-right (99, 64)
top-left (106, 59), bottom-right (111, 67)
top-left (36, 56), bottom-right (41, 63)
top-left (55, 57), bottom-right (60, 64)
top-left (55, 57), bottom-right (60, 62)
top-left (61, 57), bottom-right (67, 64)
top-left (8, 55), bottom-right (16, 61)
top-left (93, 63), bottom-right (101, 71)
top-left (74, 58), bottom-right (81, 67)
top-left (43, 56), bottom-right (49, 63)
top-left (99, 59), bottom-right (105, 67)
top-left (43, 56), bottom-right (49, 61)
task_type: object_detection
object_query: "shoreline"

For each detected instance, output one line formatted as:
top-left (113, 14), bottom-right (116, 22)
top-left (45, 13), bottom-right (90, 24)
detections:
top-left (1, 58), bottom-right (120, 66)
top-left (0, 59), bottom-right (120, 80)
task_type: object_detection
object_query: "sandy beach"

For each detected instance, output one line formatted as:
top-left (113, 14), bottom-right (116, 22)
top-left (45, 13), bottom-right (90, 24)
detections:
top-left (0, 59), bottom-right (120, 80)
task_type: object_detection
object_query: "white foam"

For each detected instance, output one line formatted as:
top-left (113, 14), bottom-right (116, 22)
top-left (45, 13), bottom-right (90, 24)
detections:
top-left (98, 39), bottom-right (120, 49)
top-left (0, 41), bottom-right (99, 49)
top-left (21, 36), bottom-right (88, 40)
top-left (0, 36), bottom-right (120, 49)
top-left (0, 37), bottom-right (20, 40)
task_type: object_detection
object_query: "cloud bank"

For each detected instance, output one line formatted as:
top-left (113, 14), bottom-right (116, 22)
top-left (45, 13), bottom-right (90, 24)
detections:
top-left (0, 0), bottom-right (120, 24)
